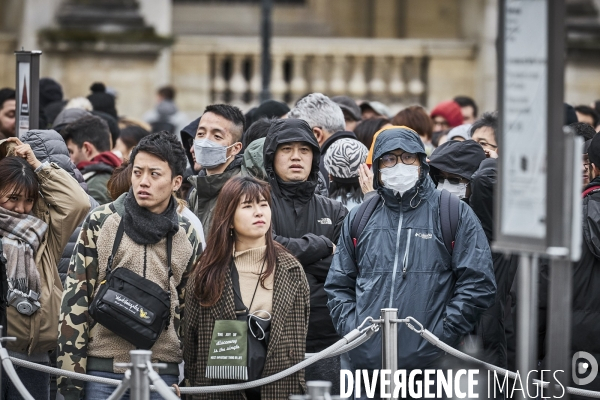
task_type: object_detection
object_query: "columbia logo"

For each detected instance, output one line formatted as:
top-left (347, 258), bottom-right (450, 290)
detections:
top-left (415, 233), bottom-right (433, 239)
top-left (317, 218), bottom-right (332, 225)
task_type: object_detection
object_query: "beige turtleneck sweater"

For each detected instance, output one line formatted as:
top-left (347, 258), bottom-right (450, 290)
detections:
top-left (233, 245), bottom-right (274, 316)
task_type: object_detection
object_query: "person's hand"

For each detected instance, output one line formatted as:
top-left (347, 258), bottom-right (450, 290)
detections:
top-left (484, 149), bottom-right (498, 159)
top-left (358, 163), bottom-right (374, 194)
top-left (6, 137), bottom-right (41, 169)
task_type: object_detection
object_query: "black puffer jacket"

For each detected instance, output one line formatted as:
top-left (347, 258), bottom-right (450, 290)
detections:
top-left (264, 119), bottom-right (348, 352)
top-left (539, 177), bottom-right (600, 397)
top-left (21, 130), bottom-right (99, 284)
top-left (469, 158), bottom-right (518, 369)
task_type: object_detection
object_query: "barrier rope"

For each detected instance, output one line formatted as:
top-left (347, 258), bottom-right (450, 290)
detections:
top-left (5, 315), bottom-right (600, 399)
top-left (399, 316), bottom-right (600, 399)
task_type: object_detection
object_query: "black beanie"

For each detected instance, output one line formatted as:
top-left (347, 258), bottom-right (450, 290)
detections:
top-left (588, 133), bottom-right (600, 168)
top-left (87, 82), bottom-right (118, 119)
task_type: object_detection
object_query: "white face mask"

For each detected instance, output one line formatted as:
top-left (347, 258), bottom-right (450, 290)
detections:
top-left (437, 179), bottom-right (468, 199)
top-left (380, 164), bottom-right (420, 196)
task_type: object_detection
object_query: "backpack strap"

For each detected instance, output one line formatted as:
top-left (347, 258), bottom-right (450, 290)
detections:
top-left (351, 194), bottom-right (381, 248)
top-left (582, 185), bottom-right (600, 199)
top-left (439, 189), bottom-right (461, 255)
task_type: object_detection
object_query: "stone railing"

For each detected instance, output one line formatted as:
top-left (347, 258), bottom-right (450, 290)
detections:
top-left (172, 36), bottom-right (476, 114)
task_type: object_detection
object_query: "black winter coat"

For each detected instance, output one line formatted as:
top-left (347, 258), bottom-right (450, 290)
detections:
top-left (469, 158), bottom-right (518, 369)
top-left (539, 177), bottom-right (600, 397)
top-left (264, 119), bottom-right (348, 352)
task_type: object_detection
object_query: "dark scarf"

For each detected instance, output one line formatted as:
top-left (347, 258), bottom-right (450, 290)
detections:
top-left (122, 189), bottom-right (179, 245)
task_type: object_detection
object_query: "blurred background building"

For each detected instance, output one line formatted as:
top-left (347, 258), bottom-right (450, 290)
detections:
top-left (0, 0), bottom-right (598, 119)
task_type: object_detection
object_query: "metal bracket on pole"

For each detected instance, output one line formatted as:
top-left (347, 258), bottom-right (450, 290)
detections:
top-left (116, 350), bottom-right (152, 400)
top-left (381, 308), bottom-right (398, 399)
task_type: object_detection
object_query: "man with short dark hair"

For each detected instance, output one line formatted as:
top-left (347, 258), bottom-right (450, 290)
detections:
top-left (58, 131), bottom-right (201, 400)
top-left (0, 88), bottom-right (16, 138)
top-left (454, 95), bottom-right (478, 124)
top-left (575, 105), bottom-right (600, 129)
top-left (471, 111), bottom-right (499, 158)
top-left (187, 104), bottom-right (244, 232)
top-left (62, 115), bottom-right (122, 204)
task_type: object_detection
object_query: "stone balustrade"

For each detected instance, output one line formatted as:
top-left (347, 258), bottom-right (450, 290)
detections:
top-left (172, 35), bottom-right (477, 115)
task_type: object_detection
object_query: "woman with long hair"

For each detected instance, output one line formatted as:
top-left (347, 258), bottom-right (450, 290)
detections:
top-left (324, 138), bottom-right (369, 210)
top-left (184, 176), bottom-right (310, 400)
top-left (0, 137), bottom-right (89, 399)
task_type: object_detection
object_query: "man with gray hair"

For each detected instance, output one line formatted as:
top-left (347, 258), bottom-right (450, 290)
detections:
top-left (289, 92), bottom-right (359, 191)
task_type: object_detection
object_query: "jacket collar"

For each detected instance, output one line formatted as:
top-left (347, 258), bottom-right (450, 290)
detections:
top-left (188, 155), bottom-right (243, 198)
top-left (378, 174), bottom-right (436, 212)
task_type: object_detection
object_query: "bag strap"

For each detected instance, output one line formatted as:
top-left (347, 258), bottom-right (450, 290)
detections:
top-left (351, 194), bottom-right (381, 248)
top-left (582, 185), bottom-right (600, 199)
top-left (106, 221), bottom-right (125, 274)
top-left (439, 189), bottom-right (461, 255)
top-left (107, 219), bottom-right (173, 282)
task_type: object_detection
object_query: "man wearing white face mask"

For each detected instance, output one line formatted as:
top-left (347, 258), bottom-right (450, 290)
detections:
top-left (428, 139), bottom-right (487, 202)
top-left (187, 104), bottom-right (244, 233)
top-left (325, 127), bottom-right (495, 399)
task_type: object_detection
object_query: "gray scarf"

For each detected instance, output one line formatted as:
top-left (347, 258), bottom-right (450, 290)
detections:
top-left (0, 206), bottom-right (48, 294)
top-left (122, 189), bottom-right (179, 245)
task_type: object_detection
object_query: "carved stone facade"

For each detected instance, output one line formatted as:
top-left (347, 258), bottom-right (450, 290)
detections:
top-left (0, 0), bottom-right (598, 119)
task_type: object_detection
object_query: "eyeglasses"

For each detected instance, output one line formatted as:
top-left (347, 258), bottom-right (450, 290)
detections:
top-left (437, 176), bottom-right (464, 185)
top-left (476, 140), bottom-right (498, 150)
top-left (380, 152), bottom-right (418, 168)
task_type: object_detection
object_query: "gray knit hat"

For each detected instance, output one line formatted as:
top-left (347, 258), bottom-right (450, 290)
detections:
top-left (324, 138), bottom-right (369, 179)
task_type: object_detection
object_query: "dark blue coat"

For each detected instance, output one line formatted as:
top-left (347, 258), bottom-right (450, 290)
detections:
top-left (324, 128), bottom-right (496, 370)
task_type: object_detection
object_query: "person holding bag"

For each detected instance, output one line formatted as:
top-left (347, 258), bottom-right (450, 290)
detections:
top-left (57, 132), bottom-right (202, 400)
top-left (184, 176), bottom-right (310, 400)
top-left (0, 137), bottom-right (90, 400)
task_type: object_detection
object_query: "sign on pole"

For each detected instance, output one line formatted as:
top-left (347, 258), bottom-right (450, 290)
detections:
top-left (495, 0), bottom-right (549, 253)
top-left (15, 51), bottom-right (41, 138)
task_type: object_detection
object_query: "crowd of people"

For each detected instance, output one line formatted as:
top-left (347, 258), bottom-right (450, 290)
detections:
top-left (0, 78), bottom-right (599, 400)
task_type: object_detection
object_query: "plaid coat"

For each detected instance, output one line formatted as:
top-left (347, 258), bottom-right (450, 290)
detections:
top-left (183, 250), bottom-right (310, 400)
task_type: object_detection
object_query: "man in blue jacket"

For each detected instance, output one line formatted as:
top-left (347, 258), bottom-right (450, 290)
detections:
top-left (325, 127), bottom-right (495, 397)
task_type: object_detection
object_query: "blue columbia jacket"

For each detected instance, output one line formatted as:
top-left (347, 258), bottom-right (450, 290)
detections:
top-left (324, 128), bottom-right (496, 370)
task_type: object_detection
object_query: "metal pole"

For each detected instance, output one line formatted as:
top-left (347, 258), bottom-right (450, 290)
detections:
top-left (546, 258), bottom-right (572, 399)
top-left (129, 350), bottom-right (151, 400)
top-left (381, 308), bottom-right (398, 399)
top-left (259, 0), bottom-right (272, 102)
top-left (517, 253), bottom-right (539, 399)
top-left (306, 381), bottom-right (332, 400)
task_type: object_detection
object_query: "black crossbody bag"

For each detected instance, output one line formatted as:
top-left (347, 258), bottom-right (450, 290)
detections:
top-left (89, 220), bottom-right (173, 350)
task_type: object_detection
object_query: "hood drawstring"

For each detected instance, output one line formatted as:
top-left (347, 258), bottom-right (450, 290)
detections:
top-left (410, 188), bottom-right (422, 209)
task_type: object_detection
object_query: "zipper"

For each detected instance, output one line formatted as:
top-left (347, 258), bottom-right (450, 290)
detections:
top-left (401, 228), bottom-right (412, 279)
top-left (388, 209), bottom-right (404, 308)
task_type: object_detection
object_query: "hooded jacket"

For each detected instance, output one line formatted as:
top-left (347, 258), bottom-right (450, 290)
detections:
top-left (324, 127), bottom-right (496, 370)
top-left (538, 177), bottom-right (600, 394)
top-left (241, 136), bottom-right (330, 196)
top-left (187, 154), bottom-right (243, 234)
top-left (428, 139), bottom-right (486, 184)
top-left (78, 151), bottom-right (122, 205)
top-left (469, 158), bottom-right (518, 369)
top-left (21, 130), bottom-right (99, 284)
top-left (0, 136), bottom-right (90, 356)
top-left (264, 119), bottom-right (348, 352)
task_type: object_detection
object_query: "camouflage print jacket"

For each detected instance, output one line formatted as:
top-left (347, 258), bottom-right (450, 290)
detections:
top-left (57, 194), bottom-right (202, 400)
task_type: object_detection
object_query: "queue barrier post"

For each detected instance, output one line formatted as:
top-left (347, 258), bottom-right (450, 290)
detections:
top-left (381, 308), bottom-right (399, 399)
